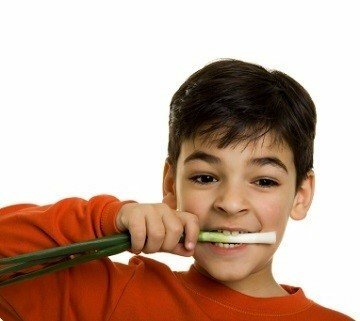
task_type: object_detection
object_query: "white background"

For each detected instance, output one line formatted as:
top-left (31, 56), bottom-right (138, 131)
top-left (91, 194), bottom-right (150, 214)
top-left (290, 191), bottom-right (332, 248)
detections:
top-left (0, 1), bottom-right (358, 319)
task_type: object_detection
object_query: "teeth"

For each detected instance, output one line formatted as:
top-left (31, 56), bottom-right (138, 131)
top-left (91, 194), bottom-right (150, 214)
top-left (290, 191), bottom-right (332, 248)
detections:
top-left (216, 229), bottom-right (249, 234)
top-left (213, 242), bottom-right (243, 248)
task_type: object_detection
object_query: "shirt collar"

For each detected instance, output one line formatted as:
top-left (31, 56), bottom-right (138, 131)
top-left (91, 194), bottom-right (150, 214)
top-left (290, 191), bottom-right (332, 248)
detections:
top-left (176, 264), bottom-right (314, 316)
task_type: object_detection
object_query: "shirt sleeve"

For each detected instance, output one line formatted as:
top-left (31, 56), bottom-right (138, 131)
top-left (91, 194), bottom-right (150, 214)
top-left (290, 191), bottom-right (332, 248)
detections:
top-left (0, 195), bottom-right (138, 321)
top-left (0, 194), bottom-right (137, 259)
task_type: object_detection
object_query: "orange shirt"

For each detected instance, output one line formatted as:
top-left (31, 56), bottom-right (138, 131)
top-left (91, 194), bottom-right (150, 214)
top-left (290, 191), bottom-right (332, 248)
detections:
top-left (0, 195), bottom-right (354, 320)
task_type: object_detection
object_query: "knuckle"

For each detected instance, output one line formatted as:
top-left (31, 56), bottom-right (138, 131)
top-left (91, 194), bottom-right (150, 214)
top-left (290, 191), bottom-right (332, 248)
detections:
top-left (169, 224), bottom-right (183, 235)
top-left (125, 202), bottom-right (138, 211)
top-left (159, 202), bottom-right (169, 209)
top-left (121, 202), bottom-right (138, 214)
top-left (190, 215), bottom-right (199, 224)
top-left (128, 221), bottom-right (144, 233)
top-left (153, 203), bottom-right (167, 212)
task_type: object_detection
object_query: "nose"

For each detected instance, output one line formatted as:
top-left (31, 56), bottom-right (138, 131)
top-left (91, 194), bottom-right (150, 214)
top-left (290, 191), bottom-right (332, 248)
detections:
top-left (213, 182), bottom-right (249, 216)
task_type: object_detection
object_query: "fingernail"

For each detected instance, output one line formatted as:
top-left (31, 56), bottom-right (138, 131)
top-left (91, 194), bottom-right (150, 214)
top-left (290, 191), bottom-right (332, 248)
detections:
top-left (186, 242), bottom-right (194, 250)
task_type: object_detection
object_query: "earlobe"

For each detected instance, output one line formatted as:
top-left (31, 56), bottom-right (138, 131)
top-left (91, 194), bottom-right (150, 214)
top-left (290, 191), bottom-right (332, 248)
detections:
top-left (162, 160), bottom-right (177, 210)
top-left (290, 170), bottom-right (315, 221)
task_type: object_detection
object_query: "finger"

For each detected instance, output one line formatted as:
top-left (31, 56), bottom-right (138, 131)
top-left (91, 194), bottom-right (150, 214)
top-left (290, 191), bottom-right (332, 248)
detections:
top-left (161, 212), bottom-right (184, 252)
top-left (171, 242), bottom-right (195, 257)
top-left (176, 212), bottom-right (200, 251)
top-left (143, 210), bottom-right (165, 253)
top-left (128, 214), bottom-right (147, 254)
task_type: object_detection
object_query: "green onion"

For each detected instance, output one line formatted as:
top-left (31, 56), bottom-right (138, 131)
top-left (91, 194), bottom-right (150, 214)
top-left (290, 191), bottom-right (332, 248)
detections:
top-left (0, 231), bottom-right (275, 288)
top-left (197, 231), bottom-right (276, 244)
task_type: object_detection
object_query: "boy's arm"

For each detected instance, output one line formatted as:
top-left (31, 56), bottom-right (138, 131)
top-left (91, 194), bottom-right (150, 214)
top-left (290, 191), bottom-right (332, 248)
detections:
top-left (0, 195), bottom-right (137, 321)
top-left (0, 195), bottom-right (136, 259)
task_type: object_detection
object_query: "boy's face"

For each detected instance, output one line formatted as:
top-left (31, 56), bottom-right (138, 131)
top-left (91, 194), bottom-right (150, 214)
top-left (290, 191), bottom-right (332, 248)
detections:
top-left (163, 132), bottom-right (315, 293)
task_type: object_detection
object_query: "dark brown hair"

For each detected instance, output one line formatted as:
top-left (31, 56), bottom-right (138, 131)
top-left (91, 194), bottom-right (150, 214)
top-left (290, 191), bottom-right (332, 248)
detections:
top-left (167, 58), bottom-right (316, 193)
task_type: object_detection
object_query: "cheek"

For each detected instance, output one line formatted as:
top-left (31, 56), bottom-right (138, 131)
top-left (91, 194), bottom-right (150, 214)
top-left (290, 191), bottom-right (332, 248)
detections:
top-left (257, 200), bottom-right (288, 228)
top-left (176, 181), bottom-right (210, 215)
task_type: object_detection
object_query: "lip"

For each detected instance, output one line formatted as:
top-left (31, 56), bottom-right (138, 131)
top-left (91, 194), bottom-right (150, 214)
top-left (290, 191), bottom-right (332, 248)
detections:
top-left (208, 226), bottom-right (258, 233)
top-left (205, 242), bottom-right (248, 255)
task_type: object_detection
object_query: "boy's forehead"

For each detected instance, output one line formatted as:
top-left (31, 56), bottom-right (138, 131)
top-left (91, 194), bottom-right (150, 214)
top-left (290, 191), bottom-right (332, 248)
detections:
top-left (178, 133), bottom-right (294, 170)
top-left (183, 133), bottom-right (290, 155)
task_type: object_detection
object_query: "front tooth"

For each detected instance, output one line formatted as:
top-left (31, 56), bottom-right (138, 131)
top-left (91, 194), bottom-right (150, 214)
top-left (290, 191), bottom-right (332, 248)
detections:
top-left (231, 231), bottom-right (239, 236)
top-left (222, 230), bottom-right (231, 235)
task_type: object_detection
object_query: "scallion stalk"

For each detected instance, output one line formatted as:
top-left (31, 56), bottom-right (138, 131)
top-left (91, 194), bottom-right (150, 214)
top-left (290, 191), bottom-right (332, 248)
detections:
top-left (0, 231), bottom-right (275, 287)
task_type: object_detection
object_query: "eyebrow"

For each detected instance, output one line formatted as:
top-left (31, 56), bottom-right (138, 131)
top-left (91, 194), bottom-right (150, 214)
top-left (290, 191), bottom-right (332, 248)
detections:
top-left (183, 150), bottom-right (288, 174)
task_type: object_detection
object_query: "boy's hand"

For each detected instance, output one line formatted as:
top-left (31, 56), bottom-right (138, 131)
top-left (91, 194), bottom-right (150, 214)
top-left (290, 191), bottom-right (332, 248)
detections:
top-left (116, 203), bottom-right (199, 257)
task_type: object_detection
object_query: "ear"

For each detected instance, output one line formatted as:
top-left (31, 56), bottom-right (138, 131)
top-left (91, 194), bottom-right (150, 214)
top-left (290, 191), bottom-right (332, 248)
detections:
top-left (290, 170), bottom-right (315, 221)
top-left (162, 160), bottom-right (177, 210)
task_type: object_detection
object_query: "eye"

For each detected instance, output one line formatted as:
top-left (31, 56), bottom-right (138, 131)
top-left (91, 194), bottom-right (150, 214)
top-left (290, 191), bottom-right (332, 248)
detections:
top-left (254, 178), bottom-right (279, 188)
top-left (189, 175), bottom-right (217, 185)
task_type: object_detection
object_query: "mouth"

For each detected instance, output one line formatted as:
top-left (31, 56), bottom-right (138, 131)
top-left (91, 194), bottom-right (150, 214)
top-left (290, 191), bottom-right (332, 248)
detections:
top-left (207, 240), bottom-right (248, 253)
top-left (210, 231), bottom-right (248, 246)
top-left (198, 230), bottom-right (276, 254)
top-left (209, 229), bottom-right (257, 235)
top-left (206, 230), bottom-right (253, 252)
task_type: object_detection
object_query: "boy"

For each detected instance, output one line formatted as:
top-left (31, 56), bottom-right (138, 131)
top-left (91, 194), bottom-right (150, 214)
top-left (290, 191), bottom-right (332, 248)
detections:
top-left (0, 59), bottom-right (354, 320)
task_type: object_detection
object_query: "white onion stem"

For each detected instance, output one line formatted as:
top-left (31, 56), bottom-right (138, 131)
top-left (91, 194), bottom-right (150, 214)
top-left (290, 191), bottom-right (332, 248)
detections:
top-left (198, 231), bottom-right (276, 244)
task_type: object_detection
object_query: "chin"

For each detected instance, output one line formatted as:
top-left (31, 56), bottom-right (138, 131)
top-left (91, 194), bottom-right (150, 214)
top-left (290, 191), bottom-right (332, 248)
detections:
top-left (195, 258), bottom-right (253, 283)
top-left (193, 244), bottom-right (275, 285)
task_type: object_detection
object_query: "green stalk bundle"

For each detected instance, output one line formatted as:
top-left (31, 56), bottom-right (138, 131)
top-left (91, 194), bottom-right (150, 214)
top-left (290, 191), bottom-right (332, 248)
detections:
top-left (0, 231), bottom-right (275, 288)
